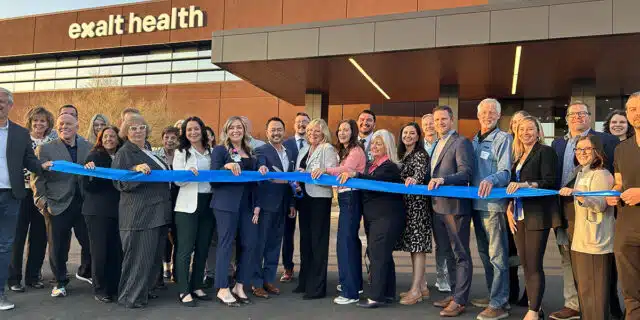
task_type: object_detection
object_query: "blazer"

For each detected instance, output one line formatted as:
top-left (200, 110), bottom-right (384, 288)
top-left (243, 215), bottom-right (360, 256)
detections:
top-left (512, 142), bottom-right (564, 230)
top-left (80, 149), bottom-right (120, 218)
top-left (209, 145), bottom-right (258, 213)
top-left (429, 132), bottom-right (475, 215)
top-left (32, 136), bottom-right (91, 215)
top-left (283, 136), bottom-right (300, 163)
top-left (173, 147), bottom-right (211, 214)
top-left (296, 142), bottom-right (339, 198)
top-left (255, 143), bottom-right (295, 213)
top-left (112, 141), bottom-right (171, 231)
top-left (551, 129), bottom-right (619, 188)
top-left (5, 121), bottom-right (42, 199)
top-left (358, 160), bottom-right (406, 220)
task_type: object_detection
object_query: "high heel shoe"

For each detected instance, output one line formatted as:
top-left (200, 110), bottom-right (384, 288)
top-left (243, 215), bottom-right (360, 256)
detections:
top-left (231, 292), bottom-right (252, 305)
top-left (178, 293), bottom-right (196, 307)
top-left (216, 295), bottom-right (240, 307)
top-left (193, 291), bottom-right (212, 301)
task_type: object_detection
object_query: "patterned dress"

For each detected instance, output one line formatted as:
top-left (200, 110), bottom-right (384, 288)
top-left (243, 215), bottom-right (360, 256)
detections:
top-left (395, 149), bottom-right (432, 253)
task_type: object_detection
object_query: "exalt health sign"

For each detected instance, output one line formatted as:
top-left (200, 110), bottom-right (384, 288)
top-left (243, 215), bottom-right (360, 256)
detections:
top-left (68, 6), bottom-right (205, 39)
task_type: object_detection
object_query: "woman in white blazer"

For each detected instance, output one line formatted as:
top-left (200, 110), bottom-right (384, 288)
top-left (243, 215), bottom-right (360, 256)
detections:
top-left (293, 118), bottom-right (339, 299)
top-left (172, 117), bottom-right (215, 307)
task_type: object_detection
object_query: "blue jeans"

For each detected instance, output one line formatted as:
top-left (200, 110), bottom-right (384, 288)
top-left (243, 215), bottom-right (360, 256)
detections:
top-left (472, 210), bottom-right (509, 308)
top-left (337, 191), bottom-right (363, 299)
top-left (0, 191), bottom-right (21, 295)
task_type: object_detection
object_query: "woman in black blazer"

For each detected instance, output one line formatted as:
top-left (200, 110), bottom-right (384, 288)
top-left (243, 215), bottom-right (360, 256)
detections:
top-left (339, 129), bottom-right (406, 308)
top-left (112, 114), bottom-right (172, 309)
top-left (506, 116), bottom-right (562, 320)
top-left (82, 126), bottom-right (123, 303)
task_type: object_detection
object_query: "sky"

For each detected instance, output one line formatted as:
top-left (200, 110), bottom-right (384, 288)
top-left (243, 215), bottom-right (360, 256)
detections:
top-left (0, 0), bottom-right (143, 19)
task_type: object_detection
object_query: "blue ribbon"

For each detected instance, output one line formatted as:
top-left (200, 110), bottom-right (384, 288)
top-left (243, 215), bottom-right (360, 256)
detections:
top-left (50, 161), bottom-right (620, 199)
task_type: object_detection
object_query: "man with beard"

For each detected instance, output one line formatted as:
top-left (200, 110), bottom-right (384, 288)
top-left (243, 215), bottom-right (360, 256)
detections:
top-left (357, 110), bottom-right (376, 158)
top-left (251, 117), bottom-right (296, 298)
top-left (280, 112), bottom-right (309, 282)
top-left (607, 92), bottom-right (640, 320)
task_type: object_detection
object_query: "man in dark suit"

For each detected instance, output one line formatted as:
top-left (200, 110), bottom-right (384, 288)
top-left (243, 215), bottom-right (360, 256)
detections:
top-left (427, 105), bottom-right (475, 317)
top-left (549, 101), bottom-right (621, 320)
top-left (251, 117), bottom-right (296, 298)
top-left (0, 88), bottom-right (50, 311)
top-left (280, 112), bottom-right (309, 282)
top-left (32, 113), bottom-right (92, 298)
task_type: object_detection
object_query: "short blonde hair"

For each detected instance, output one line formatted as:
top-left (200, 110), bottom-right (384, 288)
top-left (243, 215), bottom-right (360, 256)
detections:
top-left (119, 113), bottom-right (150, 141)
top-left (306, 118), bottom-right (332, 145)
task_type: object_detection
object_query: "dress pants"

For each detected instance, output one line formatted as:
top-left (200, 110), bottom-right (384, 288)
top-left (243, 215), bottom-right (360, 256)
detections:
top-left (336, 191), bottom-right (363, 299)
top-left (296, 194), bottom-right (332, 298)
top-left (365, 207), bottom-right (405, 302)
top-left (213, 198), bottom-right (257, 289)
top-left (282, 205), bottom-right (298, 271)
top-left (252, 205), bottom-right (286, 287)
top-left (174, 193), bottom-right (214, 293)
top-left (0, 191), bottom-right (21, 296)
top-left (572, 251), bottom-right (613, 320)
top-left (118, 226), bottom-right (165, 307)
top-left (432, 213), bottom-right (472, 305)
top-left (614, 217), bottom-right (640, 319)
top-left (84, 215), bottom-right (121, 297)
top-left (514, 220), bottom-right (549, 312)
top-left (43, 197), bottom-right (91, 287)
top-left (8, 189), bottom-right (47, 287)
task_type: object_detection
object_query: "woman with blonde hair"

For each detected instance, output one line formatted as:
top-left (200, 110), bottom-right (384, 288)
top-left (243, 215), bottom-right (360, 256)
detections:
top-left (87, 114), bottom-right (109, 144)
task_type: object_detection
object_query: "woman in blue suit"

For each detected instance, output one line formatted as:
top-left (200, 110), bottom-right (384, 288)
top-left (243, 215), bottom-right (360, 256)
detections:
top-left (210, 116), bottom-right (267, 307)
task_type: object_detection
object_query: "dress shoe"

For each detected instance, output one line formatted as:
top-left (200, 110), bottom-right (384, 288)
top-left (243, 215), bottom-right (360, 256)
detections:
top-left (232, 292), bottom-right (252, 304)
top-left (178, 293), bottom-right (196, 307)
top-left (433, 296), bottom-right (454, 308)
top-left (264, 283), bottom-right (280, 295)
top-left (27, 281), bottom-right (45, 289)
top-left (440, 301), bottom-right (465, 317)
top-left (356, 299), bottom-right (384, 309)
top-left (94, 295), bottom-right (113, 303)
top-left (252, 287), bottom-right (270, 299)
top-left (399, 290), bottom-right (423, 305)
top-left (399, 288), bottom-right (430, 298)
top-left (148, 293), bottom-right (159, 300)
top-left (9, 285), bottom-right (25, 293)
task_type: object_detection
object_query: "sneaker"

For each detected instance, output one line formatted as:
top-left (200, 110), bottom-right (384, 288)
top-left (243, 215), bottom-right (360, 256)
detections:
top-left (336, 284), bottom-right (364, 294)
top-left (549, 307), bottom-right (580, 320)
top-left (75, 273), bottom-right (93, 285)
top-left (280, 269), bottom-right (293, 283)
top-left (471, 297), bottom-right (490, 308)
top-left (435, 280), bottom-right (452, 293)
top-left (333, 296), bottom-right (359, 305)
top-left (9, 285), bottom-right (25, 293)
top-left (0, 295), bottom-right (15, 311)
top-left (476, 307), bottom-right (509, 320)
top-left (51, 286), bottom-right (67, 297)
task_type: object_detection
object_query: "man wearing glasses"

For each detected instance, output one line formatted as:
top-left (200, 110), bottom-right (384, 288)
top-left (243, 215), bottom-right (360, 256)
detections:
top-left (549, 101), bottom-right (620, 320)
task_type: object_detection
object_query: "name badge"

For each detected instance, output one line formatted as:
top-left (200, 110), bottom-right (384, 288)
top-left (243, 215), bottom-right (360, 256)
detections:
top-left (231, 153), bottom-right (241, 162)
top-left (480, 151), bottom-right (490, 160)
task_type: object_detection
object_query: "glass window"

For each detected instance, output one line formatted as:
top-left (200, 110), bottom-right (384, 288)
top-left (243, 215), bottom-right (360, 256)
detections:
top-left (123, 63), bottom-right (147, 75)
top-left (15, 61), bottom-right (35, 71)
top-left (76, 78), bottom-right (92, 88)
top-left (34, 80), bottom-right (55, 91)
top-left (123, 53), bottom-right (148, 63)
top-left (0, 64), bottom-right (16, 72)
top-left (0, 73), bottom-right (14, 82)
top-left (596, 97), bottom-right (624, 121)
top-left (198, 48), bottom-right (212, 57)
top-left (146, 74), bottom-right (171, 85)
top-left (14, 82), bottom-right (34, 92)
top-left (77, 67), bottom-right (100, 78)
top-left (173, 48), bottom-right (198, 59)
top-left (0, 83), bottom-right (14, 91)
top-left (122, 75), bottom-right (146, 86)
top-left (35, 69), bottom-right (56, 80)
top-left (100, 55), bottom-right (123, 65)
top-left (224, 72), bottom-right (241, 82)
top-left (57, 57), bottom-right (78, 68)
top-left (78, 56), bottom-right (100, 66)
top-left (15, 71), bottom-right (35, 81)
top-left (56, 68), bottom-right (77, 79)
top-left (55, 79), bottom-right (77, 89)
top-left (148, 49), bottom-right (172, 61)
top-left (172, 60), bottom-right (198, 71)
top-left (197, 59), bottom-right (218, 70)
top-left (36, 59), bottom-right (57, 69)
top-left (197, 71), bottom-right (225, 83)
top-left (99, 65), bottom-right (122, 76)
top-left (171, 72), bottom-right (197, 84)
top-left (147, 62), bottom-right (171, 73)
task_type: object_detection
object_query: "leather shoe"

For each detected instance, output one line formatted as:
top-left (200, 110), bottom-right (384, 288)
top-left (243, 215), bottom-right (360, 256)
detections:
top-left (27, 281), bottom-right (45, 289)
top-left (232, 292), bottom-right (252, 304)
top-left (10, 284), bottom-right (25, 293)
top-left (252, 287), bottom-right (270, 299)
top-left (440, 301), bottom-right (465, 317)
top-left (356, 299), bottom-right (384, 308)
top-left (94, 295), bottom-right (113, 303)
top-left (433, 296), bottom-right (453, 308)
top-left (148, 293), bottom-right (159, 300)
top-left (264, 283), bottom-right (280, 295)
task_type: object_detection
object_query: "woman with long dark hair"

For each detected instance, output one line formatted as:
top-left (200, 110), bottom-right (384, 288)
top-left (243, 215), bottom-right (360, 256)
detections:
top-left (173, 116), bottom-right (215, 306)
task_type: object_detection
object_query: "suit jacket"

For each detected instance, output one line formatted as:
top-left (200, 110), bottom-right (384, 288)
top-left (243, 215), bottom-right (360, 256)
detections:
top-left (512, 142), bottom-right (564, 230)
top-left (429, 132), bottom-right (475, 215)
top-left (173, 147), bottom-right (211, 214)
top-left (358, 159), bottom-right (406, 221)
top-left (5, 121), bottom-right (41, 199)
top-left (80, 149), bottom-right (120, 218)
top-left (255, 143), bottom-right (295, 213)
top-left (209, 145), bottom-right (258, 213)
top-left (283, 136), bottom-right (300, 164)
top-left (296, 142), bottom-right (339, 198)
top-left (112, 141), bottom-right (171, 230)
top-left (32, 136), bottom-right (91, 215)
top-left (551, 129), bottom-right (619, 188)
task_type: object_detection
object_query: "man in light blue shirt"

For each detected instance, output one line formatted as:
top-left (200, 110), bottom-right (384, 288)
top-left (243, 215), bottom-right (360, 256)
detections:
top-left (471, 98), bottom-right (513, 319)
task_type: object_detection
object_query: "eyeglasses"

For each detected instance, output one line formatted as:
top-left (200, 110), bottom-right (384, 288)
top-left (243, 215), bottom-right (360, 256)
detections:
top-left (566, 111), bottom-right (591, 119)
top-left (129, 125), bottom-right (147, 132)
top-left (573, 147), bottom-right (594, 154)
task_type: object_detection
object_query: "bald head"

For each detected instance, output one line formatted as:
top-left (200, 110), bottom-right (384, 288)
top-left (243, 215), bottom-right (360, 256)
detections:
top-left (57, 113), bottom-right (79, 143)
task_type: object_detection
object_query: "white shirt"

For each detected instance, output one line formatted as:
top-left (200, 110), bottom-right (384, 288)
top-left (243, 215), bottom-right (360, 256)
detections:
top-left (294, 134), bottom-right (308, 151)
top-left (430, 130), bottom-right (455, 176)
top-left (191, 147), bottom-right (212, 193)
top-left (0, 121), bottom-right (10, 189)
top-left (271, 143), bottom-right (289, 172)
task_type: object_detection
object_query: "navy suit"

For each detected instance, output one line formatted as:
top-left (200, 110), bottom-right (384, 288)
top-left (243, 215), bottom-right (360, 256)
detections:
top-left (429, 132), bottom-right (475, 306)
top-left (281, 136), bottom-right (301, 272)
top-left (209, 145), bottom-right (259, 289)
top-left (252, 143), bottom-right (295, 287)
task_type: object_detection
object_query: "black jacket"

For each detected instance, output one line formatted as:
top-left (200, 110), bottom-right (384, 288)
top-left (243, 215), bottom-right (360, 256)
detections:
top-left (358, 159), bottom-right (406, 220)
top-left (81, 149), bottom-right (120, 218)
top-left (6, 121), bottom-right (42, 199)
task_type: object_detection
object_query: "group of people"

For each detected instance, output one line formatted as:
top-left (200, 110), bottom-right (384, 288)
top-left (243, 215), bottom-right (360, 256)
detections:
top-left (1, 84), bottom-right (640, 320)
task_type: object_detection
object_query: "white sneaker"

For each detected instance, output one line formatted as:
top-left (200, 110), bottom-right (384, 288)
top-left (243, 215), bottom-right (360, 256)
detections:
top-left (435, 279), bottom-right (452, 293)
top-left (75, 273), bottom-right (93, 285)
top-left (51, 286), bottom-right (67, 297)
top-left (0, 296), bottom-right (15, 311)
top-left (333, 296), bottom-right (359, 305)
top-left (336, 285), bottom-right (364, 294)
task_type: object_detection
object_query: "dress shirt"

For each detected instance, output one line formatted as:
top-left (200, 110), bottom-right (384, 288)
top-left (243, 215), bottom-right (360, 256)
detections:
top-left (430, 130), bottom-right (455, 176)
top-left (424, 137), bottom-right (438, 157)
top-left (0, 121), bottom-right (9, 189)
top-left (561, 129), bottom-right (590, 186)
top-left (271, 142), bottom-right (290, 172)
top-left (295, 134), bottom-right (308, 151)
top-left (359, 132), bottom-right (373, 151)
top-left (192, 147), bottom-right (212, 193)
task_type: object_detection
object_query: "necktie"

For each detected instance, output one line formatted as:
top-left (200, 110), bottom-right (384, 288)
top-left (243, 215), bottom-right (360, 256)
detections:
top-left (298, 138), bottom-right (304, 150)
